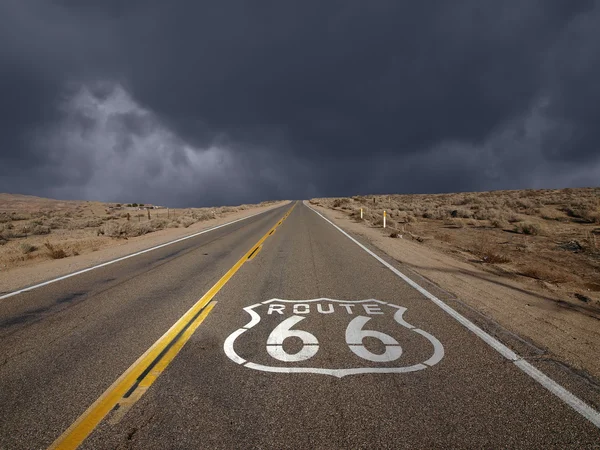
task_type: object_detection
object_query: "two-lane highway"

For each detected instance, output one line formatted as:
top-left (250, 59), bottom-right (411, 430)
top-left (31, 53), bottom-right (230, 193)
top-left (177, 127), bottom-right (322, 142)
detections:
top-left (1, 201), bottom-right (599, 449)
top-left (0, 203), bottom-right (291, 449)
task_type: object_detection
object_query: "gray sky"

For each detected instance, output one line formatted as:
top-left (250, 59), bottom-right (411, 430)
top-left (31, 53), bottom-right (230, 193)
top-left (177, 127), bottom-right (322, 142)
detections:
top-left (1, 1), bottom-right (599, 207)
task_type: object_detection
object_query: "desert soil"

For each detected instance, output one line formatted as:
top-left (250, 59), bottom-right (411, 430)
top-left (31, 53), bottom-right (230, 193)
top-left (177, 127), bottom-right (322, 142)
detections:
top-left (0, 197), bottom-right (288, 294)
top-left (310, 189), bottom-right (600, 380)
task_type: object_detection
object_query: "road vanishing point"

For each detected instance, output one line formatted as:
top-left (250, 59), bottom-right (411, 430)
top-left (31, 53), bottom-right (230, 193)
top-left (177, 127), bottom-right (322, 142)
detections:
top-left (1, 201), bottom-right (599, 449)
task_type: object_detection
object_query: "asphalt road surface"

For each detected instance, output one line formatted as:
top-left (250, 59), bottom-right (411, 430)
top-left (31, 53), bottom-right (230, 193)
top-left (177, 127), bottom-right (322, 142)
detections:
top-left (1, 201), bottom-right (599, 449)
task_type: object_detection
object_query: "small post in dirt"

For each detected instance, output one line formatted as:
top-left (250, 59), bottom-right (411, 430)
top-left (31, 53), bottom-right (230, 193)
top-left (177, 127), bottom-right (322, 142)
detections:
top-left (360, 208), bottom-right (363, 219)
top-left (147, 209), bottom-right (151, 221)
top-left (383, 210), bottom-right (387, 228)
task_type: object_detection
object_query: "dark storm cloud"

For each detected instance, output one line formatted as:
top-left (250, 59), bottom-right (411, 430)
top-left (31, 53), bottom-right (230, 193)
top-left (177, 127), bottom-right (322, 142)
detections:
top-left (0, 1), bottom-right (599, 206)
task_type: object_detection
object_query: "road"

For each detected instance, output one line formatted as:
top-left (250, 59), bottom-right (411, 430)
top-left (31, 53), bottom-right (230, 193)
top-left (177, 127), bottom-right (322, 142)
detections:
top-left (0, 201), bottom-right (599, 449)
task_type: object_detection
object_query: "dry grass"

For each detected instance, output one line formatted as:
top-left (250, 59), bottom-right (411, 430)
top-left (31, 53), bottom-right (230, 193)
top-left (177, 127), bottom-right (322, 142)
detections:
top-left (19, 242), bottom-right (37, 255)
top-left (312, 187), bottom-right (600, 301)
top-left (0, 194), bottom-right (280, 269)
top-left (44, 242), bottom-right (67, 259)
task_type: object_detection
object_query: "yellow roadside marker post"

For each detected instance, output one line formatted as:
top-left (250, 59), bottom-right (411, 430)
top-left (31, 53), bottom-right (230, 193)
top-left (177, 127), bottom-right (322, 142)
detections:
top-left (383, 210), bottom-right (386, 228)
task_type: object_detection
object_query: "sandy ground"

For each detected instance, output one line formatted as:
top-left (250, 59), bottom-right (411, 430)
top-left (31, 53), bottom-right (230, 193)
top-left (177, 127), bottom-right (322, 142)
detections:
top-left (312, 203), bottom-right (600, 380)
top-left (0, 201), bottom-right (289, 294)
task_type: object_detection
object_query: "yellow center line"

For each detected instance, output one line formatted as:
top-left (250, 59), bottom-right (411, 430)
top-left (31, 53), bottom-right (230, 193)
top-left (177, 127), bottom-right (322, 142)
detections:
top-left (50, 202), bottom-right (296, 450)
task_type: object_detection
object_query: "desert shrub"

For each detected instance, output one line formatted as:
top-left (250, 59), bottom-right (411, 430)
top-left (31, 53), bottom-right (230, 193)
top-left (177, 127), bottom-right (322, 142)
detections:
top-left (193, 211), bottom-right (216, 222)
top-left (478, 248), bottom-right (510, 264)
top-left (473, 237), bottom-right (511, 264)
top-left (490, 218), bottom-right (509, 229)
top-left (372, 215), bottom-right (397, 228)
top-left (86, 218), bottom-right (104, 227)
top-left (514, 222), bottom-right (543, 235)
top-left (539, 207), bottom-right (563, 221)
top-left (349, 209), bottom-right (364, 221)
top-left (44, 242), bottom-right (67, 259)
top-left (450, 208), bottom-right (472, 219)
top-left (394, 211), bottom-right (410, 222)
top-left (507, 214), bottom-right (524, 223)
top-left (48, 218), bottom-right (68, 229)
top-left (480, 251), bottom-right (510, 264)
top-left (472, 208), bottom-right (502, 221)
top-left (148, 218), bottom-right (167, 230)
top-left (20, 242), bottom-right (37, 254)
top-left (0, 213), bottom-right (11, 223)
top-left (444, 218), bottom-right (464, 228)
top-left (332, 198), bottom-right (350, 208)
top-left (516, 199), bottom-right (535, 209)
top-left (220, 206), bottom-right (238, 213)
top-left (10, 212), bottom-right (31, 221)
top-left (101, 221), bottom-right (149, 238)
top-left (14, 224), bottom-right (31, 236)
top-left (179, 216), bottom-right (196, 228)
top-left (385, 218), bottom-right (397, 228)
top-left (0, 226), bottom-right (15, 239)
top-left (422, 208), bottom-right (446, 220)
top-left (31, 225), bottom-right (51, 235)
top-left (562, 203), bottom-right (600, 223)
top-left (405, 214), bottom-right (417, 223)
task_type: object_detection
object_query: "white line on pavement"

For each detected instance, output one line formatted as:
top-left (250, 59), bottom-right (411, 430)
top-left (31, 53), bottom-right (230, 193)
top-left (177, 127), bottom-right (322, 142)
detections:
top-left (0, 204), bottom-right (287, 301)
top-left (305, 201), bottom-right (600, 429)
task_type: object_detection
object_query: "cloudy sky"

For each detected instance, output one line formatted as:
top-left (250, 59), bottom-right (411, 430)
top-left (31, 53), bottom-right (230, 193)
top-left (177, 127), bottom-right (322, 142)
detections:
top-left (1, 1), bottom-right (599, 207)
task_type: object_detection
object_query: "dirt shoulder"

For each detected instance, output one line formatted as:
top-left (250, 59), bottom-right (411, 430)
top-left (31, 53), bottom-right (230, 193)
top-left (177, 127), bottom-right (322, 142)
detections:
top-left (0, 201), bottom-right (289, 294)
top-left (310, 202), bottom-right (600, 380)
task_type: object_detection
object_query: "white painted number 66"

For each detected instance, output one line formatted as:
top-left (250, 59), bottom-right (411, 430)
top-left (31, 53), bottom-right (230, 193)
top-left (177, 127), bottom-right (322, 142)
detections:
top-left (266, 315), bottom-right (402, 363)
top-left (266, 316), bottom-right (319, 362)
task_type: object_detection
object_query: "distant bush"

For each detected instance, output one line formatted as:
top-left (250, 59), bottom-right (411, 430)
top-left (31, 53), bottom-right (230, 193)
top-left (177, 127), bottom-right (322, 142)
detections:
top-left (514, 222), bottom-right (543, 235)
top-left (450, 208), bottom-right (472, 219)
top-left (490, 218), bottom-right (509, 229)
top-left (20, 242), bottom-right (37, 254)
top-left (149, 218), bottom-right (169, 230)
top-left (44, 242), bottom-right (67, 259)
top-left (10, 212), bottom-right (32, 221)
top-left (564, 205), bottom-right (600, 224)
top-left (84, 218), bottom-right (104, 228)
top-left (31, 225), bottom-right (51, 235)
top-left (179, 216), bottom-right (196, 228)
top-left (47, 218), bottom-right (67, 229)
top-left (193, 211), bottom-right (216, 222)
top-left (332, 198), bottom-right (350, 208)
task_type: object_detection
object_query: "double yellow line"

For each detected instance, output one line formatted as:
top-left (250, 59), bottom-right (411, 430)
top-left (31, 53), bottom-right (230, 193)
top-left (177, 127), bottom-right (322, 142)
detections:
top-left (50, 202), bottom-right (296, 449)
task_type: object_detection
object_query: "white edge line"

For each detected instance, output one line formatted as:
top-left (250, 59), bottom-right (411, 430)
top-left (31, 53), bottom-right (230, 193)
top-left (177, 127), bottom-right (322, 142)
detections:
top-left (0, 203), bottom-right (289, 301)
top-left (304, 201), bottom-right (600, 429)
